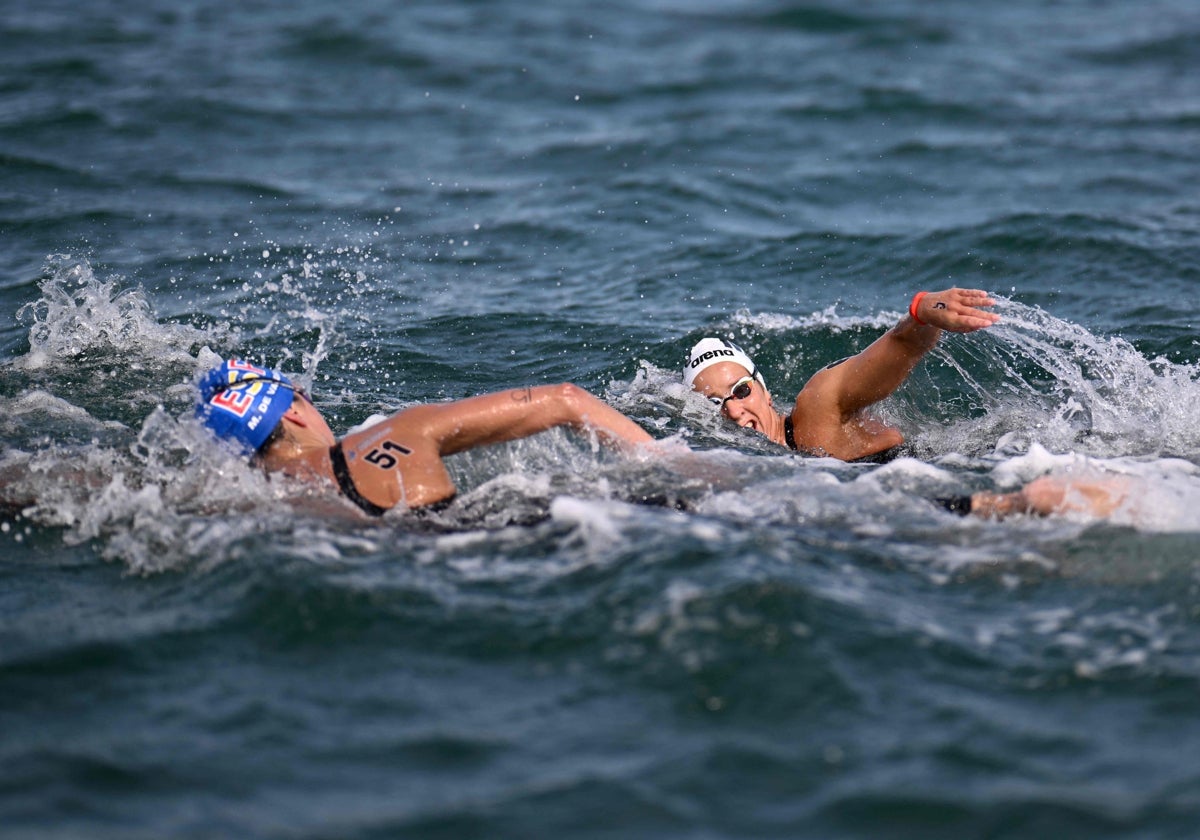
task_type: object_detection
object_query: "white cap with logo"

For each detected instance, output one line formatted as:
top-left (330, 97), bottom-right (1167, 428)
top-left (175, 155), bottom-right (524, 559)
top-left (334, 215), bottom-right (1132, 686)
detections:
top-left (683, 338), bottom-right (766, 390)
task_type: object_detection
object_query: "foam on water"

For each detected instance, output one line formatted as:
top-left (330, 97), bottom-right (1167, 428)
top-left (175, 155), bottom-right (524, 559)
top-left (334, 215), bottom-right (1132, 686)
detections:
top-left (731, 304), bottom-right (898, 335)
top-left (15, 255), bottom-right (218, 371)
top-left (947, 298), bottom-right (1200, 459)
top-left (4, 406), bottom-right (303, 574)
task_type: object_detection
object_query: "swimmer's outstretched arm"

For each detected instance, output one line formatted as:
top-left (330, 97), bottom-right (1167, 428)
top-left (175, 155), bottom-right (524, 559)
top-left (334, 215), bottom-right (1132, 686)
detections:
top-left (808, 288), bottom-right (1000, 418)
top-left (353, 383), bottom-right (656, 457)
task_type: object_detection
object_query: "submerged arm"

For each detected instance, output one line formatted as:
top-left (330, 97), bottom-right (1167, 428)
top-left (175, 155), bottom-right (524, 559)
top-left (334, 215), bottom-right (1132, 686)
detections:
top-left (0, 463), bottom-right (32, 514)
top-left (968, 475), bottom-right (1131, 519)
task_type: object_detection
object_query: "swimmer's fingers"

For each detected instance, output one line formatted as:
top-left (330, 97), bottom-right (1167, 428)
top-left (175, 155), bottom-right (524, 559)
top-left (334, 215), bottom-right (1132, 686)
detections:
top-left (919, 287), bottom-right (1001, 333)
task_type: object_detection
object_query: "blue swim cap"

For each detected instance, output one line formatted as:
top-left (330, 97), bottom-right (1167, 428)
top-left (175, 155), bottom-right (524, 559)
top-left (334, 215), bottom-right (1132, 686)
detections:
top-left (196, 359), bottom-right (296, 454)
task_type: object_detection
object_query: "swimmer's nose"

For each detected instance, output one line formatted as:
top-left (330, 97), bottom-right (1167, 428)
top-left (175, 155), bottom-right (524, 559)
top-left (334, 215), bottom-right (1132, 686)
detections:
top-left (723, 398), bottom-right (751, 426)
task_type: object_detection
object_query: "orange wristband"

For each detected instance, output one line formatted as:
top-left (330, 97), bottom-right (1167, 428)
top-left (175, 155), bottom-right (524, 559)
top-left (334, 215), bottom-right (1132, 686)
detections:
top-left (909, 291), bottom-right (929, 325)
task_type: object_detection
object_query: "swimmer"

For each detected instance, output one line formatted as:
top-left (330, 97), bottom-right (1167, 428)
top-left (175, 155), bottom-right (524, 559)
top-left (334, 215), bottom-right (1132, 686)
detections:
top-left (197, 359), bottom-right (656, 514)
top-left (684, 288), bottom-right (1000, 462)
top-left (683, 290), bottom-right (1135, 520)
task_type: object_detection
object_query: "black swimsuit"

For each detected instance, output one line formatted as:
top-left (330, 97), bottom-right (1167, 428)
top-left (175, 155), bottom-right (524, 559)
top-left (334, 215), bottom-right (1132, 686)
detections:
top-left (782, 415), bottom-right (906, 464)
top-left (328, 442), bottom-right (457, 516)
top-left (329, 442), bottom-right (388, 517)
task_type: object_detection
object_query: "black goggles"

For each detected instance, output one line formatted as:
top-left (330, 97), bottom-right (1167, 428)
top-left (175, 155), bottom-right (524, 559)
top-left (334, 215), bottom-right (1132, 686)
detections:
top-left (212, 377), bottom-right (311, 403)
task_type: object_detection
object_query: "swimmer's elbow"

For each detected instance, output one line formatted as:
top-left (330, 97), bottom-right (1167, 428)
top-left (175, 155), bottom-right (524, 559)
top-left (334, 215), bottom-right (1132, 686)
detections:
top-left (545, 382), bottom-right (588, 415)
top-left (555, 382), bottom-right (589, 404)
top-left (547, 383), bottom-right (608, 429)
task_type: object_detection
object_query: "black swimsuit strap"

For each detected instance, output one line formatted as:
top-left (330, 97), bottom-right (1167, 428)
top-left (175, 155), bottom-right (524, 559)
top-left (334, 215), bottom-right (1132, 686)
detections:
top-left (329, 442), bottom-right (388, 517)
top-left (849, 444), bottom-right (907, 465)
top-left (783, 415), bottom-right (798, 451)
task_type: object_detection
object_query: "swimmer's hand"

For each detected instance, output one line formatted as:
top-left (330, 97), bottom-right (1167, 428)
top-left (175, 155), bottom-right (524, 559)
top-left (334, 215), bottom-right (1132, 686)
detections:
top-left (915, 288), bottom-right (1000, 333)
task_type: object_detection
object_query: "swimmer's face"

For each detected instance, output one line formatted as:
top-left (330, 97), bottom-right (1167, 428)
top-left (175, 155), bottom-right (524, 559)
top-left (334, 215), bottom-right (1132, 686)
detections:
top-left (258, 391), bottom-right (337, 474)
top-left (691, 362), bottom-right (773, 436)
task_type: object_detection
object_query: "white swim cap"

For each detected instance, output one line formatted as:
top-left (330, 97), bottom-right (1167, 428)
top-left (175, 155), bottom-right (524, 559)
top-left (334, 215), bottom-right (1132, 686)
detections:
top-left (683, 338), bottom-right (766, 390)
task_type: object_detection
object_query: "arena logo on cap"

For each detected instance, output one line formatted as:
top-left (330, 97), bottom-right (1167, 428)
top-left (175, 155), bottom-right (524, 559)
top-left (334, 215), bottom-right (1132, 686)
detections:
top-left (689, 348), bottom-right (737, 369)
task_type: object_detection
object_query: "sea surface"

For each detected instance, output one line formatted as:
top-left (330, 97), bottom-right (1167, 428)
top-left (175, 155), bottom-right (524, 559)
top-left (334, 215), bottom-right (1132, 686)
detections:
top-left (4, 0), bottom-right (1200, 837)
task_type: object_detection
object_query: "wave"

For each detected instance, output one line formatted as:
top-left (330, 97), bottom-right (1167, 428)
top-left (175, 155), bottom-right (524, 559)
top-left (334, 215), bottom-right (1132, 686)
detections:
top-left (278, 24), bottom-right (434, 72)
top-left (12, 256), bottom-right (216, 372)
top-left (1075, 31), bottom-right (1200, 68)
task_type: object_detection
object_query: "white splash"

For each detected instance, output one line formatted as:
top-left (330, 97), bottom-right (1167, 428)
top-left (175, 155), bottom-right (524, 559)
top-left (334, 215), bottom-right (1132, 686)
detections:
top-left (15, 255), bottom-right (217, 369)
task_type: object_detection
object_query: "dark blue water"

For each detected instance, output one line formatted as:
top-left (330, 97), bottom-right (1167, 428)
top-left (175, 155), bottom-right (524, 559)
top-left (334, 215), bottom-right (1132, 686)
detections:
top-left (5, 1), bottom-right (1200, 837)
